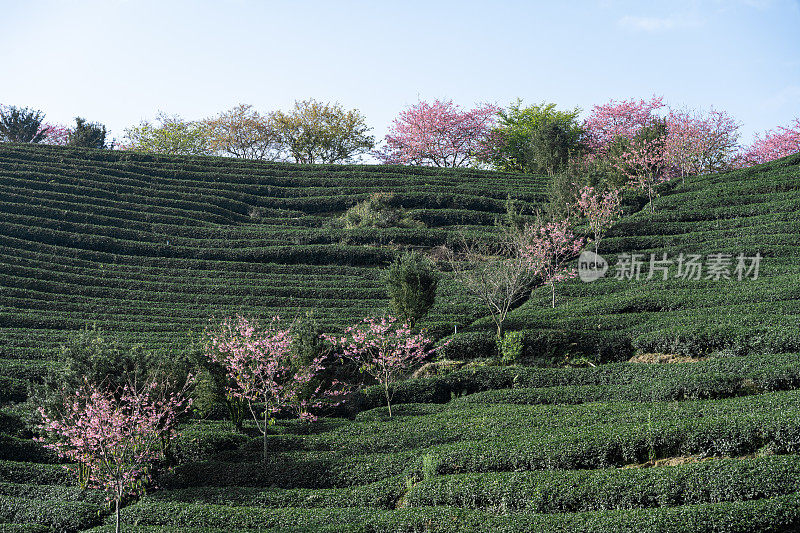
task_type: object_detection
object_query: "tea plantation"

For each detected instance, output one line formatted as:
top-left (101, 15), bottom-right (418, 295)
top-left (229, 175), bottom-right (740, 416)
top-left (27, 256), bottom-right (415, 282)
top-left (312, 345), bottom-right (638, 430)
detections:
top-left (1, 144), bottom-right (800, 532)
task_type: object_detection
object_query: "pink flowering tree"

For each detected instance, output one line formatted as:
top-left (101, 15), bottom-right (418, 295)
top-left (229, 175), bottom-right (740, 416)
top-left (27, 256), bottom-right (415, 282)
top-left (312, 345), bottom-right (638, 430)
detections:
top-left (576, 186), bottom-right (622, 256)
top-left (206, 315), bottom-right (346, 460)
top-left (521, 220), bottom-right (585, 308)
top-left (740, 117), bottom-right (800, 166)
top-left (611, 126), bottom-right (670, 213)
top-left (41, 123), bottom-right (71, 146)
top-left (583, 96), bottom-right (672, 210)
top-left (583, 95), bottom-right (665, 156)
top-left (323, 316), bottom-right (439, 417)
top-left (377, 99), bottom-right (498, 167)
top-left (665, 107), bottom-right (740, 179)
top-left (37, 380), bottom-right (191, 533)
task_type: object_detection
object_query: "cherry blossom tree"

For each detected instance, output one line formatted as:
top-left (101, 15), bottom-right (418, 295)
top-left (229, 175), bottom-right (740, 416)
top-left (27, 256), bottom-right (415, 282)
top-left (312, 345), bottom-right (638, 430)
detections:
top-left (41, 123), bottom-right (71, 146)
top-left (583, 95), bottom-right (665, 156)
top-left (377, 99), bottom-right (498, 167)
top-left (576, 185), bottom-right (622, 256)
top-left (323, 316), bottom-right (439, 417)
top-left (206, 315), bottom-right (346, 459)
top-left (616, 135), bottom-right (670, 212)
top-left (521, 219), bottom-right (584, 307)
top-left (37, 380), bottom-right (191, 533)
top-left (740, 117), bottom-right (800, 166)
top-left (665, 107), bottom-right (740, 179)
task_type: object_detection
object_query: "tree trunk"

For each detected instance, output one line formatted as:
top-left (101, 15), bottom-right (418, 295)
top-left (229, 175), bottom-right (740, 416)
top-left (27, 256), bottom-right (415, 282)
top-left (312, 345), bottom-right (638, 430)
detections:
top-left (263, 410), bottom-right (269, 462)
top-left (551, 282), bottom-right (556, 308)
top-left (115, 498), bottom-right (120, 533)
top-left (384, 383), bottom-right (393, 417)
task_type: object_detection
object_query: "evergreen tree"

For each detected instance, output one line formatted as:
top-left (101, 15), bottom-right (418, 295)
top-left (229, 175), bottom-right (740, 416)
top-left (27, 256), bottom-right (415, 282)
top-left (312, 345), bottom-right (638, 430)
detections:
top-left (0, 106), bottom-right (49, 143)
top-left (67, 117), bottom-right (109, 149)
top-left (384, 252), bottom-right (439, 328)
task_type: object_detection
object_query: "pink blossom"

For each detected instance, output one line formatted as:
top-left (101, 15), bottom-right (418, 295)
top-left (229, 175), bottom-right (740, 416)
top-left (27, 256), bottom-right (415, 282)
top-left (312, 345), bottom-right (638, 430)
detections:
top-left (583, 95), bottom-right (665, 156)
top-left (206, 315), bottom-right (347, 458)
top-left (37, 379), bottom-right (191, 532)
top-left (521, 220), bottom-right (584, 307)
top-left (664, 107), bottom-right (740, 177)
top-left (576, 186), bottom-right (622, 256)
top-left (377, 99), bottom-right (498, 167)
top-left (323, 316), bottom-right (441, 416)
top-left (40, 123), bottom-right (71, 146)
top-left (739, 117), bottom-right (800, 166)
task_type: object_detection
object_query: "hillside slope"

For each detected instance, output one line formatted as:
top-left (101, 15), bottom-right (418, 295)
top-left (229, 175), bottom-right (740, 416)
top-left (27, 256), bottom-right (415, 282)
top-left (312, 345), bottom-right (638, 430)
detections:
top-left (2, 146), bottom-right (800, 533)
top-left (503, 153), bottom-right (800, 359)
top-left (0, 143), bottom-right (546, 363)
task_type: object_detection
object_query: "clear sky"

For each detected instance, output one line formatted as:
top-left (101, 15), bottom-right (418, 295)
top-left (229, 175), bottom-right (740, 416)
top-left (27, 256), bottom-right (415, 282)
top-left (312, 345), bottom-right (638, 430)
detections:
top-left (2, 0), bottom-right (799, 149)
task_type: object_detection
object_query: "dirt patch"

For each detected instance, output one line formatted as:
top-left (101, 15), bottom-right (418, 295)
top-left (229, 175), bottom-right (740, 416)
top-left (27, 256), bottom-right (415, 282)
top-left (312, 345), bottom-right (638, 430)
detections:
top-left (628, 352), bottom-right (705, 364)
top-left (411, 359), bottom-right (466, 379)
top-left (622, 454), bottom-right (756, 469)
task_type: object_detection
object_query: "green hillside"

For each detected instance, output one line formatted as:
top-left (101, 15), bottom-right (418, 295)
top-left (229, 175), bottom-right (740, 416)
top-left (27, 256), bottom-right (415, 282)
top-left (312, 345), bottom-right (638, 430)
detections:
top-left (498, 153), bottom-right (800, 360)
top-left (2, 145), bottom-right (800, 532)
top-left (0, 143), bottom-right (546, 362)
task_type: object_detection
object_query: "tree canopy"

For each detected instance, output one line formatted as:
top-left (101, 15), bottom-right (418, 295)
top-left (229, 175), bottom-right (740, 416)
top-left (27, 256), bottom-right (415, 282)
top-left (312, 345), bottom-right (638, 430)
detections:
top-left (0, 106), bottom-right (50, 143)
top-left (271, 99), bottom-right (375, 164)
top-left (484, 101), bottom-right (582, 175)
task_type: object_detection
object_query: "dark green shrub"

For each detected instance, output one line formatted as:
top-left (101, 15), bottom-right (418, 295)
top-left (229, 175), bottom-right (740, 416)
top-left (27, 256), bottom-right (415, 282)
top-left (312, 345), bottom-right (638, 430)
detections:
top-left (384, 252), bottom-right (438, 327)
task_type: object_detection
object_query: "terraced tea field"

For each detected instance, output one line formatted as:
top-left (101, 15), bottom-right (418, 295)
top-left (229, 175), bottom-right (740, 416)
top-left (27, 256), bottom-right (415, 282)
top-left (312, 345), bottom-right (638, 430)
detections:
top-left (499, 153), bottom-right (800, 362)
top-left (5, 353), bottom-right (800, 531)
top-left (1, 145), bottom-right (800, 532)
top-left (0, 143), bottom-right (545, 361)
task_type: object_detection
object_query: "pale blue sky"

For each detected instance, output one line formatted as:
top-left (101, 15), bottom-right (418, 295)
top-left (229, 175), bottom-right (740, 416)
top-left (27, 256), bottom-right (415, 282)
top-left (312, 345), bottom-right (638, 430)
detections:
top-left (2, 0), bottom-right (798, 149)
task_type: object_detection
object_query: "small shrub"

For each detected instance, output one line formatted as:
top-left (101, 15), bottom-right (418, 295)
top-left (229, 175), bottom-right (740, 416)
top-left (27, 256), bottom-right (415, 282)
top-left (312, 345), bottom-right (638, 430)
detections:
top-left (498, 331), bottom-right (524, 365)
top-left (338, 193), bottom-right (421, 229)
top-left (422, 453), bottom-right (440, 481)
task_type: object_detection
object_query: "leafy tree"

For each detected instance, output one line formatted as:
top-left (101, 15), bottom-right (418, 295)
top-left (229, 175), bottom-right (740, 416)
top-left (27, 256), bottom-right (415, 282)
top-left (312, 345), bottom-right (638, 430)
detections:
top-left (123, 112), bottom-right (211, 155)
top-left (67, 117), bottom-right (109, 149)
top-left (484, 101), bottom-right (582, 175)
top-left (202, 104), bottom-right (281, 160)
top-left (378, 99), bottom-right (498, 167)
top-left (271, 99), bottom-right (374, 164)
top-left (27, 326), bottom-right (151, 419)
top-left (38, 379), bottom-right (191, 533)
top-left (0, 106), bottom-right (50, 143)
top-left (191, 348), bottom-right (245, 428)
top-left (337, 192), bottom-right (421, 230)
top-left (384, 252), bottom-right (439, 328)
top-left (289, 311), bottom-right (332, 414)
top-left (527, 118), bottom-right (581, 176)
top-left (323, 316), bottom-right (438, 417)
top-left (26, 326), bottom-right (193, 437)
top-left (290, 311), bottom-right (326, 371)
top-left (665, 107), bottom-right (740, 178)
